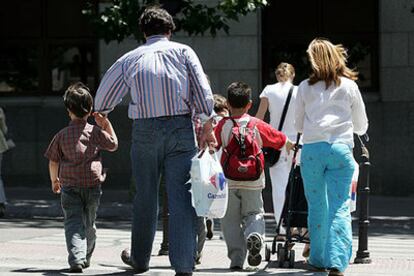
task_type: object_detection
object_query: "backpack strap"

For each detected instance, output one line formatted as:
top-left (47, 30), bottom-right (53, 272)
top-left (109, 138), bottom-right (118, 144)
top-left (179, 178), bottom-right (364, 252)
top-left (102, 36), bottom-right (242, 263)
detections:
top-left (220, 117), bottom-right (238, 149)
top-left (230, 117), bottom-right (239, 128)
top-left (229, 117), bottom-right (255, 157)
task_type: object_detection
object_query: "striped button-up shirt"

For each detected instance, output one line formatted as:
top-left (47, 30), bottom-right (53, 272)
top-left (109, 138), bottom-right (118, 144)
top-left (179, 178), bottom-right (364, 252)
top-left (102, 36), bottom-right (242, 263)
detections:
top-left (94, 35), bottom-right (214, 119)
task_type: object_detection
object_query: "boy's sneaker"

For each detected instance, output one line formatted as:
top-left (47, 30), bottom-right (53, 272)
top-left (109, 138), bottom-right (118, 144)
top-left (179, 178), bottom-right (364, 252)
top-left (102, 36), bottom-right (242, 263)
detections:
top-left (230, 265), bottom-right (243, 271)
top-left (195, 252), bottom-right (202, 265)
top-left (246, 233), bottom-right (263, 267)
top-left (69, 264), bottom-right (83, 273)
top-left (82, 257), bottom-right (91, 269)
top-left (206, 219), bottom-right (213, 240)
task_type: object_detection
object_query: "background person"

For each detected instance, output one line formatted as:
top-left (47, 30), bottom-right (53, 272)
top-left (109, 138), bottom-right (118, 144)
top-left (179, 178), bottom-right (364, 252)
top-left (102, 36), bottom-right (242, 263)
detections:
top-left (94, 7), bottom-right (215, 276)
top-left (0, 107), bottom-right (13, 218)
top-left (255, 62), bottom-right (298, 235)
top-left (295, 38), bottom-right (368, 276)
top-left (194, 94), bottom-right (229, 265)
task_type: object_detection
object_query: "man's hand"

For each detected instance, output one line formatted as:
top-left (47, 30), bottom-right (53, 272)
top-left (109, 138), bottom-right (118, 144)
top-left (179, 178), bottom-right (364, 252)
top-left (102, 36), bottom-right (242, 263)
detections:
top-left (51, 178), bottom-right (61, 194)
top-left (200, 119), bottom-right (217, 151)
top-left (93, 112), bottom-right (109, 130)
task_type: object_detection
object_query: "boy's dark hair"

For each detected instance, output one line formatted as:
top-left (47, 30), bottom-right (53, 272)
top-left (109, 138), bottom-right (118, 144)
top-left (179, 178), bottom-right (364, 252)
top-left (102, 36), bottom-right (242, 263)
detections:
top-left (139, 6), bottom-right (176, 37)
top-left (63, 82), bottom-right (93, 118)
top-left (227, 82), bottom-right (252, 109)
top-left (213, 94), bottom-right (228, 113)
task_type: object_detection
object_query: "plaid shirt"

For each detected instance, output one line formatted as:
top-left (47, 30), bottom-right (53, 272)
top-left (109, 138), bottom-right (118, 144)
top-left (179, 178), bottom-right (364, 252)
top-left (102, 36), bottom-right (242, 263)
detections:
top-left (44, 119), bottom-right (117, 187)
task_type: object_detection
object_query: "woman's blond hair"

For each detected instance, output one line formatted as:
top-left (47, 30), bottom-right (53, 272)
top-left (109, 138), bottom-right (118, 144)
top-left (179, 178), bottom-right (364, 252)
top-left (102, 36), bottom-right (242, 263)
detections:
top-left (275, 62), bottom-right (295, 83)
top-left (307, 38), bottom-right (358, 89)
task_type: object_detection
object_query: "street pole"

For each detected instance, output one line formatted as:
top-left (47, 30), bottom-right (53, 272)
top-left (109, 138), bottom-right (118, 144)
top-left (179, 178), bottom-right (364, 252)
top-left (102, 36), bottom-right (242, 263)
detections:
top-left (354, 135), bottom-right (372, 264)
top-left (158, 177), bottom-right (169, 256)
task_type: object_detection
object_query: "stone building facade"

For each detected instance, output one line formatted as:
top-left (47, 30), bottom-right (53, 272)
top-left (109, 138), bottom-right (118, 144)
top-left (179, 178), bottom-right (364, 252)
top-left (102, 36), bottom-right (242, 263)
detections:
top-left (1, 0), bottom-right (413, 196)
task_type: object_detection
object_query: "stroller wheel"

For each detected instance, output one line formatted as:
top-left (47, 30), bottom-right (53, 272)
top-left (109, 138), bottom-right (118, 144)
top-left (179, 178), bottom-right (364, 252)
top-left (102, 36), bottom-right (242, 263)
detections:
top-left (272, 236), bottom-right (277, 254)
top-left (265, 244), bottom-right (271, 262)
top-left (277, 242), bottom-right (283, 253)
top-left (277, 246), bottom-right (285, 267)
top-left (288, 250), bottom-right (295, 268)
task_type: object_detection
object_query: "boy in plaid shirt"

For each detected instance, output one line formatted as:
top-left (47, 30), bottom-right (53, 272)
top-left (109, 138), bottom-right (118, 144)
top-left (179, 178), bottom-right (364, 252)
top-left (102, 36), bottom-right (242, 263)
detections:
top-left (45, 82), bottom-right (118, 273)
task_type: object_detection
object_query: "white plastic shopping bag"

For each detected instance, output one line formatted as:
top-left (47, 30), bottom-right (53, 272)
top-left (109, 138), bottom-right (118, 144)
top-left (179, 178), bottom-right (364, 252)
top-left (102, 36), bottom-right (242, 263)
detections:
top-left (349, 159), bottom-right (359, 213)
top-left (190, 150), bottom-right (228, 218)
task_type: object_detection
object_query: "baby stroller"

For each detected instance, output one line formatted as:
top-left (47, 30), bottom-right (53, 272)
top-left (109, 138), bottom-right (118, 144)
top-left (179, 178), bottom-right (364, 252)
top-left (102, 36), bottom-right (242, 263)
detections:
top-left (265, 134), bottom-right (309, 268)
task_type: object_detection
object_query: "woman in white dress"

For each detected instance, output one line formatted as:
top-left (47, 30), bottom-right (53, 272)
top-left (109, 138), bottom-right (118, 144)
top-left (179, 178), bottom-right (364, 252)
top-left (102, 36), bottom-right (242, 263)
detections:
top-left (256, 63), bottom-right (298, 233)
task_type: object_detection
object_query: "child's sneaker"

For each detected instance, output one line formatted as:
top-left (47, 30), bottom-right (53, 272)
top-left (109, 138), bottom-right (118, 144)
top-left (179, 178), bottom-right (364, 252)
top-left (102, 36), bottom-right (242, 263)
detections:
top-left (246, 233), bottom-right (262, 266)
top-left (69, 264), bottom-right (83, 273)
top-left (206, 219), bottom-right (213, 240)
top-left (195, 252), bottom-right (202, 265)
top-left (82, 257), bottom-right (91, 268)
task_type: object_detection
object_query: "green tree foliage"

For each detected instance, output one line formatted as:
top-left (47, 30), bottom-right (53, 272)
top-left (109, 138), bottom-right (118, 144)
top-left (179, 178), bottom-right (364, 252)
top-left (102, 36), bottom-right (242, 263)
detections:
top-left (82, 0), bottom-right (268, 43)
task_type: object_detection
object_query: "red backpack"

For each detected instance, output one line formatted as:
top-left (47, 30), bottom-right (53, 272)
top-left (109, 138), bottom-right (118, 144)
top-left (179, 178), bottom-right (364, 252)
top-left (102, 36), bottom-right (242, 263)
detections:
top-left (220, 117), bottom-right (264, 181)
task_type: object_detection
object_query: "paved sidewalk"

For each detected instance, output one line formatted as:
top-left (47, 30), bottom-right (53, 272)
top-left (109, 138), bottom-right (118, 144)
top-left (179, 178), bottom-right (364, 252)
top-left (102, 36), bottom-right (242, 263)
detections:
top-left (1, 218), bottom-right (413, 276)
top-left (0, 187), bottom-right (413, 275)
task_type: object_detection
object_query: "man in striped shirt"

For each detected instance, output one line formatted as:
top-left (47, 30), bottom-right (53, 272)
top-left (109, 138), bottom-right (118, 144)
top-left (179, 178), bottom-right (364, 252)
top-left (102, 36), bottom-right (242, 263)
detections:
top-left (94, 7), bottom-right (214, 276)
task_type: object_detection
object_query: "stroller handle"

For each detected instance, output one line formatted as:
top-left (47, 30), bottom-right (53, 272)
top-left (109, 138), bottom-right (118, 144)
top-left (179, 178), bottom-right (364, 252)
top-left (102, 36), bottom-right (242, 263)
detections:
top-left (292, 133), bottom-right (302, 161)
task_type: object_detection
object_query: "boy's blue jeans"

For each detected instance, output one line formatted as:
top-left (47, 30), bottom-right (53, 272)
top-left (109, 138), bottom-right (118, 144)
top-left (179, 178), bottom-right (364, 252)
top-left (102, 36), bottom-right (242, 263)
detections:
top-left (61, 185), bottom-right (102, 267)
top-left (301, 142), bottom-right (355, 272)
top-left (130, 115), bottom-right (197, 273)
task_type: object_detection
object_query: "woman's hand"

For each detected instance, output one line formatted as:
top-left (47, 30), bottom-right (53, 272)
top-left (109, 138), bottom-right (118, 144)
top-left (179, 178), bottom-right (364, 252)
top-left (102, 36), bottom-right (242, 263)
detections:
top-left (285, 139), bottom-right (295, 154)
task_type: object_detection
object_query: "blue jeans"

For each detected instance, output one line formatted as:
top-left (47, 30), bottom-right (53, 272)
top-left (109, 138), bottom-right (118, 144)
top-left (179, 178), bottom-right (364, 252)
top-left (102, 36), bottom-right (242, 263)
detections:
top-left (130, 115), bottom-right (197, 273)
top-left (61, 185), bottom-right (102, 267)
top-left (301, 142), bottom-right (354, 272)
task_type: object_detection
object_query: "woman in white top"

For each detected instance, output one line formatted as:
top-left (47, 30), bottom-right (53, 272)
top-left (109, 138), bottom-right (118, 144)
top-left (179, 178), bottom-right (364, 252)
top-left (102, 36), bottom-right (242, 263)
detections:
top-left (295, 38), bottom-right (368, 276)
top-left (256, 63), bottom-right (297, 231)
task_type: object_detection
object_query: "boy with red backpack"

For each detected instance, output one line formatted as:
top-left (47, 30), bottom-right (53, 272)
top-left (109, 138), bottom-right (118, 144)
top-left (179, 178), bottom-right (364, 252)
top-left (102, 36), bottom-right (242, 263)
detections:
top-left (214, 82), bottom-right (294, 270)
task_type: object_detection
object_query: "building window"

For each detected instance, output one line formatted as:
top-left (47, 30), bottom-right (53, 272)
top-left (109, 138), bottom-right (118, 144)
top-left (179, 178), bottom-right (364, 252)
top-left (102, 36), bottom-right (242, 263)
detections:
top-left (0, 0), bottom-right (98, 95)
top-left (262, 0), bottom-right (379, 92)
top-left (0, 45), bottom-right (40, 93)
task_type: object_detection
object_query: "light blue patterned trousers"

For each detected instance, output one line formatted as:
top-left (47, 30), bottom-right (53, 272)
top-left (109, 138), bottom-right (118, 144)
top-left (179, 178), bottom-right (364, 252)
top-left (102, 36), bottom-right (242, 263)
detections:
top-left (301, 142), bottom-right (355, 272)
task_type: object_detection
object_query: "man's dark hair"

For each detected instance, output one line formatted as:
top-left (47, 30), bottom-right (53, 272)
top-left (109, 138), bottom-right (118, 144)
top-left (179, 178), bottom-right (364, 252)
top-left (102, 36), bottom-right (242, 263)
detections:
top-left (63, 82), bottom-right (93, 118)
top-left (139, 6), bottom-right (176, 37)
top-left (227, 82), bottom-right (252, 108)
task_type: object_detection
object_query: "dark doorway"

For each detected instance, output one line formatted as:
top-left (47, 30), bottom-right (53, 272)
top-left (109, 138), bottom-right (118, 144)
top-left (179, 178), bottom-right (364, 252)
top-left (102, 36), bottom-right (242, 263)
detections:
top-left (0, 0), bottom-right (99, 95)
top-left (261, 0), bottom-right (379, 91)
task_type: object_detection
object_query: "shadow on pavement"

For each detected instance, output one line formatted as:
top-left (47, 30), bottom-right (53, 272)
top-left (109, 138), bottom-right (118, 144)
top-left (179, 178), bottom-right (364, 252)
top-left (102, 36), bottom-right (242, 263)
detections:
top-left (0, 217), bottom-right (170, 232)
top-left (256, 261), bottom-right (327, 275)
top-left (196, 261), bottom-right (326, 275)
top-left (12, 267), bottom-right (134, 276)
top-left (12, 268), bottom-right (70, 275)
